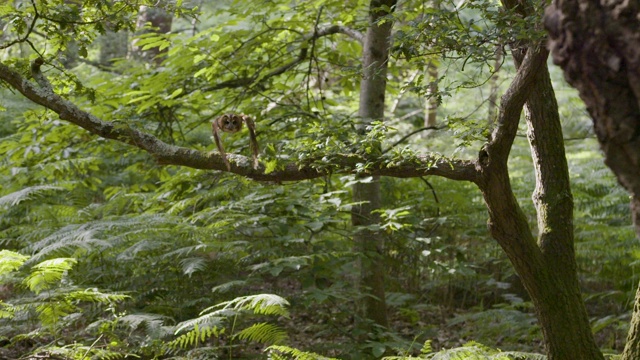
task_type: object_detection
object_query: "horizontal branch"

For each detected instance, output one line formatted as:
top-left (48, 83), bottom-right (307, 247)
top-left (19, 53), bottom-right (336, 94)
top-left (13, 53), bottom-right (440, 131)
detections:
top-left (0, 60), bottom-right (479, 183)
top-left (309, 25), bottom-right (364, 43)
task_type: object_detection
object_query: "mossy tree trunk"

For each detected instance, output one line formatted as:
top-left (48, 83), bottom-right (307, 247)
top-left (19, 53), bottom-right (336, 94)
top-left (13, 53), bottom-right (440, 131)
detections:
top-left (544, 2), bottom-right (640, 358)
top-left (474, 37), bottom-right (603, 357)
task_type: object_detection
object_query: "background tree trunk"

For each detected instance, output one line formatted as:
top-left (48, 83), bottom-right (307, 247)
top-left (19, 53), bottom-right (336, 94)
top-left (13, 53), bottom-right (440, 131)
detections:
top-left (544, 2), bottom-right (640, 358)
top-left (486, 46), bottom-right (503, 125)
top-left (130, 3), bottom-right (173, 64)
top-left (351, 0), bottom-right (397, 329)
top-left (424, 61), bottom-right (438, 128)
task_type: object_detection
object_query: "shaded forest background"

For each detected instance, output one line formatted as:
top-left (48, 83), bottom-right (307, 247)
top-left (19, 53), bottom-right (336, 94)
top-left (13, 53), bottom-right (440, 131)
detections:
top-left (0, 0), bottom-right (637, 359)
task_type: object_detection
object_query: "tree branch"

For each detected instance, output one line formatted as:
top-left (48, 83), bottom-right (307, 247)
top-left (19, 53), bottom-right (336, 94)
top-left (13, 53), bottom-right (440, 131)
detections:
top-left (203, 25), bottom-right (363, 92)
top-left (483, 43), bottom-right (548, 164)
top-left (309, 25), bottom-right (364, 43)
top-left (0, 60), bottom-right (478, 183)
top-left (0, 0), bottom-right (39, 50)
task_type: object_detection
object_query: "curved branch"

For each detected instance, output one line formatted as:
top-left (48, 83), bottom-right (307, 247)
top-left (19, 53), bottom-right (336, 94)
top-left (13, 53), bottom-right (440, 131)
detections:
top-left (0, 0), bottom-right (39, 50)
top-left (0, 60), bottom-right (478, 184)
top-left (484, 43), bottom-right (548, 163)
top-left (309, 25), bottom-right (364, 43)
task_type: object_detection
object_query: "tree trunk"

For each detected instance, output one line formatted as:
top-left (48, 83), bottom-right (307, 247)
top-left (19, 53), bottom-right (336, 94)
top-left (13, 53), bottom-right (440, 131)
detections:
top-left (520, 56), bottom-right (603, 359)
top-left (475, 36), bottom-right (604, 357)
top-left (424, 61), bottom-right (438, 127)
top-left (351, 0), bottom-right (397, 329)
top-left (130, 3), bottom-right (173, 64)
top-left (544, 2), bottom-right (640, 358)
top-left (486, 46), bottom-right (503, 125)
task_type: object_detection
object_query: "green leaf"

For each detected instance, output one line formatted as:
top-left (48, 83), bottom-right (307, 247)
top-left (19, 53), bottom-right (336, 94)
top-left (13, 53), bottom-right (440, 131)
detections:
top-left (24, 258), bottom-right (77, 294)
top-left (0, 250), bottom-right (29, 276)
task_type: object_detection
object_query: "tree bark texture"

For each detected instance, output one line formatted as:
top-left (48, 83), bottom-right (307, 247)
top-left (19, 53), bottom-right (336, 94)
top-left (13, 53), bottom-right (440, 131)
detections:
top-left (544, 2), bottom-right (640, 358)
top-left (479, 42), bottom-right (604, 359)
top-left (521, 53), bottom-right (603, 359)
top-left (351, 0), bottom-right (398, 329)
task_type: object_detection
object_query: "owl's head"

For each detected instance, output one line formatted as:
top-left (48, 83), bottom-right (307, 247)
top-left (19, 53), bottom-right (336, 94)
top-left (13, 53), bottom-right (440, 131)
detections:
top-left (217, 114), bottom-right (244, 133)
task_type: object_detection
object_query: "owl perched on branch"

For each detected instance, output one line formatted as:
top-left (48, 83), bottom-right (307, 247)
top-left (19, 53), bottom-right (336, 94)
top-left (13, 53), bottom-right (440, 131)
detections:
top-left (212, 113), bottom-right (259, 171)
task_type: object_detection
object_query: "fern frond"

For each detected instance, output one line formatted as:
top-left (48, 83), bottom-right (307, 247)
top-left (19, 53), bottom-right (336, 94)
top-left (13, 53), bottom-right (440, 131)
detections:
top-left (211, 280), bottom-right (247, 294)
top-left (65, 288), bottom-right (129, 303)
top-left (0, 249), bottom-right (29, 276)
top-left (204, 293), bottom-right (289, 317)
top-left (498, 352), bottom-right (546, 360)
top-left (267, 345), bottom-right (338, 360)
top-left (118, 313), bottom-right (167, 331)
top-left (421, 340), bottom-right (433, 354)
top-left (162, 244), bottom-right (211, 258)
top-left (36, 302), bottom-right (74, 327)
top-left (24, 257), bottom-right (77, 294)
top-left (174, 312), bottom-right (225, 335)
top-left (179, 257), bottom-right (207, 276)
top-left (235, 322), bottom-right (287, 345)
top-left (0, 185), bottom-right (64, 207)
top-left (167, 323), bottom-right (224, 349)
top-left (25, 225), bottom-right (110, 264)
top-left (419, 343), bottom-right (545, 360)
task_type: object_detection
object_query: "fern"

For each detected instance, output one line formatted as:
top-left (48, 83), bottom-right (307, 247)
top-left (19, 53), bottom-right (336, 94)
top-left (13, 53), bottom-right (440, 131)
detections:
top-left (24, 257), bottom-right (77, 294)
top-left (0, 249), bottom-right (29, 275)
top-left (0, 185), bottom-right (64, 207)
top-left (235, 322), bottom-right (287, 344)
top-left (203, 293), bottom-right (290, 317)
top-left (173, 312), bottom-right (226, 336)
top-left (211, 280), bottom-right (247, 294)
top-left (267, 345), bottom-right (338, 360)
top-left (29, 343), bottom-right (126, 360)
top-left (167, 323), bottom-right (224, 349)
top-left (179, 257), bottom-right (207, 276)
top-left (499, 352), bottom-right (546, 360)
top-left (168, 294), bottom-right (290, 351)
top-left (65, 288), bottom-right (129, 303)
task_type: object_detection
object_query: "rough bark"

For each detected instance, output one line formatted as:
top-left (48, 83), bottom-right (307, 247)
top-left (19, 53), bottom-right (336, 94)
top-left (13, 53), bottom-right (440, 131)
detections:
top-left (544, 0), bottom-right (640, 235)
top-left (477, 40), bottom-right (603, 359)
top-left (351, 0), bottom-right (398, 329)
top-left (544, 2), bottom-right (640, 358)
top-left (521, 54), bottom-right (603, 359)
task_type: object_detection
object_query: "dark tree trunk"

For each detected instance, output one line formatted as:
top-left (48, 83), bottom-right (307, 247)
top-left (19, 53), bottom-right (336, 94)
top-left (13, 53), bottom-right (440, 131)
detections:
top-left (544, 2), bottom-right (640, 359)
top-left (351, 0), bottom-right (398, 329)
top-left (477, 2), bottom-right (606, 357)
